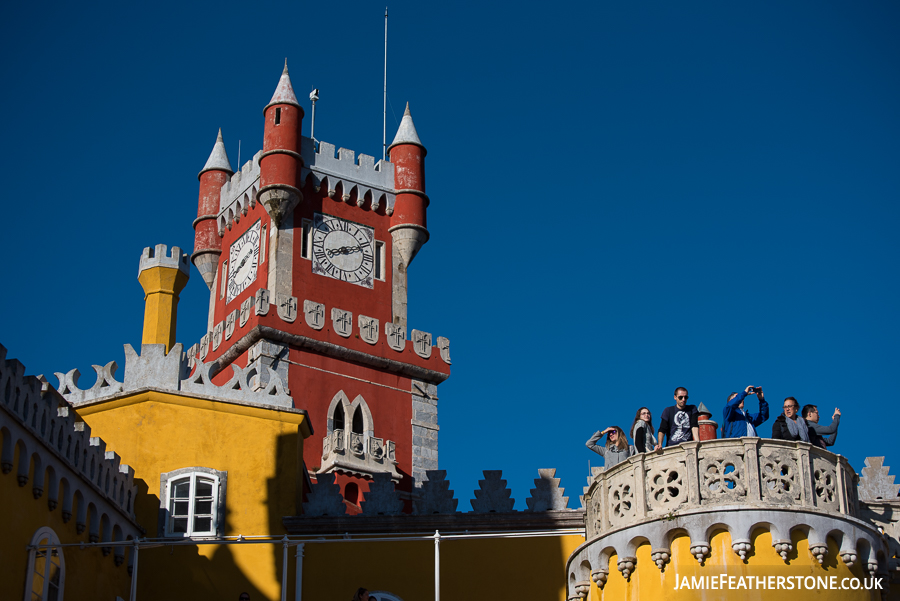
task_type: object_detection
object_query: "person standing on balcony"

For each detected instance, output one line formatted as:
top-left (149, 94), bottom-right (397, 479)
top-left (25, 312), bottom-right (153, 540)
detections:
top-left (802, 405), bottom-right (841, 449)
top-left (721, 385), bottom-right (769, 438)
top-left (772, 397), bottom-right (823, 446)
top-left (631, 407), bottom-right (661, 452)
top-left (586, 426), bottom-right (635, 467)
top-left (659, 387), bottom-right (699, 446)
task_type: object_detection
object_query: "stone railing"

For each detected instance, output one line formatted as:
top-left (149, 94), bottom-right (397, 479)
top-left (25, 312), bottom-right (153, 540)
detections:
top-left (584, 438), bottom-right (859, 539)
top-left (319, 429), bottom-right (402, 483)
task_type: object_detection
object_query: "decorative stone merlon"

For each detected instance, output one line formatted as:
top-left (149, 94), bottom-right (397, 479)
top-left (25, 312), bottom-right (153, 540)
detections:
top-left (526, 468), bottom-right (570, 511)
top-left (471, 470), bottom-right (515, 513)
top-left (859, 457), bottom-right (900, 501)
top-left (301, 472), bottom-right (347, 517)
top-left (138, 244), bottom-right (190, 277)
top-left (361, 473), bottom-right (404, 516)
top-left (414, 470), bottom-right (458, 515)
top-left (55, 343), bottom-right (293, 409)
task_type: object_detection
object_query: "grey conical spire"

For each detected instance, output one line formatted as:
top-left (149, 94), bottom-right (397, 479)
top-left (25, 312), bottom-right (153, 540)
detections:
top-left (266, 59), bottom-right (300, 108)
top-left (388, 102), bottom-right (425, 151)
top-left (199, 128), bottom-right (233, 177)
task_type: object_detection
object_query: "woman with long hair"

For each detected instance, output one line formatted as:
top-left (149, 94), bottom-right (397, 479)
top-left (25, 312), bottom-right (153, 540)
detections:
top-left (585, 425), bottom-right (635, 467)
top-left (631, 407), bottom-right (660, 453)
top-left (351, 588), bottom-right (370, 601)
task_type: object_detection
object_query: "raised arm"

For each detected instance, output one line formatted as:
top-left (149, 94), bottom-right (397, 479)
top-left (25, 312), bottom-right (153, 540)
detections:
top-left (723, 390), bottom-right (749, 421)
top-left (751, 390), bottom-right (770, 427)
top-left (586, 430), bottom-right (608, 457)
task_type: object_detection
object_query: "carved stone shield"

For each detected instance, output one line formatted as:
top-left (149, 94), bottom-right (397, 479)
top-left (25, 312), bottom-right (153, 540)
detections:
top-left (412, 329), bottom-right (432, 358)
top-left (385, 322), bottom-right (405, 352)
top-left (437, 336), bottom-right (451, 364)
top-left (255, 288), bottom-right (270, 316)
top-left (212, 322), bottom-right (224, 350)
top-left (276, 294), bottom-right (298, 323)
top-left (225, 310), bottom-right (237, 340)
top-left (240, 297), bottom-right (252, 327)
top-left (304, 300), bottom-right (325, 330)
top-left (358, 315), bottom-right (379, 345)
top-left (331, 308), bottom-right (353, 338)
top-left (199, 334), bottom-right (210, 360)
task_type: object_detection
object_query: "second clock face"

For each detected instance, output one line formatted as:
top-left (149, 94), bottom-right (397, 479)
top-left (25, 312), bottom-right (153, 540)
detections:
top-left (227, 219), bottom-right (261, 303)
top-left (311, 213), bottom-right (374, 288)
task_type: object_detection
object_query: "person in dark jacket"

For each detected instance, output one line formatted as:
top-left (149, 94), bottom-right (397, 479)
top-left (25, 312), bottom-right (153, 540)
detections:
top-left (802, 405), bottom-right (841, 449)
top-left (721, 385), bottom-right (769, 438)
top-left (586, 426), bottom-right (636, 467)
top-left (771, 397), bottom-right (822, 446)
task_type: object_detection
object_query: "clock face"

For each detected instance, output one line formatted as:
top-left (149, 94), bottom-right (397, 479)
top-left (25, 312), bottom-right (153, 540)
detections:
top-left (311, 213), bottom-right (375, 288)
top-left (227, 220), bottom-right (261, 303)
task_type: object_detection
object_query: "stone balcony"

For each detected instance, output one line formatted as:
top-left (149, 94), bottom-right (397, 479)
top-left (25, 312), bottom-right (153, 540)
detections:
top-left (567, 438), bottom-right (891, 597)
top-left (319, 429), bottom-right (402, 482)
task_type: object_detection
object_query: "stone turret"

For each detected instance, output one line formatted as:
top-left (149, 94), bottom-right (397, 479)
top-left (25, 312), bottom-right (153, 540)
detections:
top-left (138, 244), bottom-right (190, 352)
top-left (193, 129), bottom-right (232, 290)
top-left (259, 60), bottom-right (303, 227)
top-left (387, 103), bottom-right (429, 330)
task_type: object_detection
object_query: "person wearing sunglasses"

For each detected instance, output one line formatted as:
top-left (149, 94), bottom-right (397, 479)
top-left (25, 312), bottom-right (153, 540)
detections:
top-left (659, 387), bottom-right (699, 447)
top-left (586, 426), bottom-right (635, 468)
top-left (772, 397), bottom-right (824, 446)
top-left (721, 385), bottom-right (769, 438)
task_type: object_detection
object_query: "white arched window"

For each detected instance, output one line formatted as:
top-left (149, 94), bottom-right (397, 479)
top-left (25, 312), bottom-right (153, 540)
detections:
top-left (25, 527), bottom-right (65, 601)
top-left (159, 468), bottom-right (227, 537)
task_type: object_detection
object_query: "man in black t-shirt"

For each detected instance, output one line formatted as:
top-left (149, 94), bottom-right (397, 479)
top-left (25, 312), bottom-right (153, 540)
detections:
top-left (659, 386), bottom-right (700, 447)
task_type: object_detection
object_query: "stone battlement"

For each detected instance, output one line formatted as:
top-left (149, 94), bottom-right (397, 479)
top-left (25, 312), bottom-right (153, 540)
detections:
top-left (138, 244), bottom-right (190, 276)
top-left (216, 137), bottom-right (397, 234)
top-left (0, 344), bottom-right (138, 528)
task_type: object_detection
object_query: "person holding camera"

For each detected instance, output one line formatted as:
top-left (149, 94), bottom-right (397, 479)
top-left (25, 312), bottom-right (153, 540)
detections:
top-left (721, 385), bottom-right (769, 438)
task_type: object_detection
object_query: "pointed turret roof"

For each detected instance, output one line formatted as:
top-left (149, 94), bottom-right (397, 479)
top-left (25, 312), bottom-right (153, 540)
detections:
top-left (199, 128), bottom-right (233, 178)
top-left (387, 102), bottom-right (426, 153)
top-left (265, 59), bottom-right (301, 110)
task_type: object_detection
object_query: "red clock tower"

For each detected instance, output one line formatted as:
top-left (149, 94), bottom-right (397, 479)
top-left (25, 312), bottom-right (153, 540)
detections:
top-left (189, 63), bottom-right (450, 512)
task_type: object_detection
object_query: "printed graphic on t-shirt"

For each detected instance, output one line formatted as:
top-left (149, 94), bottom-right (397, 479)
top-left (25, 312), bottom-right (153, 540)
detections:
top-left (671, 410), bottom-right (692, 443)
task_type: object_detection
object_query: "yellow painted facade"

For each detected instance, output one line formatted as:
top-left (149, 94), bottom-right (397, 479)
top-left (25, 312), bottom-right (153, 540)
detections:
top-left (137, 265), bottom-right (189, 352)
top-left (595, 530), bottom-right (892, 600)
top-left (0, 448), bottom-right (132, 601)
top-left (77, 390), bottom-right (312, 599)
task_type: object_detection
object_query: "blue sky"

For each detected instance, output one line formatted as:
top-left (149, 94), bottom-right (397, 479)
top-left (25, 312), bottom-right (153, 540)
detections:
top-left (2, 1), bottom-right (898, 509)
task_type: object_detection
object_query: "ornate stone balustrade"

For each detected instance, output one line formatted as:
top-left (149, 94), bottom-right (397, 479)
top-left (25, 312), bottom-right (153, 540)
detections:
top-left (319, 429), bottom-right (402, 483)
top-left (585, 438), bottom-right (859, 539)
top-left (568, 439), bottom-right (891, 598)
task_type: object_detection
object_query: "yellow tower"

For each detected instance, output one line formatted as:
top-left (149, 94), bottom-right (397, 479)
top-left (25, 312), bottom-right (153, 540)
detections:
top-left (137, 244), bottom-right (190, 352)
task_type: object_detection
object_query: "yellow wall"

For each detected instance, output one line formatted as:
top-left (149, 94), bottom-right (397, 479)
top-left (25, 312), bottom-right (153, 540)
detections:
top-left (77, 391), bottom-right (311, 600)
top-left (0, 447), bottom-right (132, 601)
top-left (301, 534), bottom-right (585, 601)
top-left (595, 529), bottom-right (892, 600)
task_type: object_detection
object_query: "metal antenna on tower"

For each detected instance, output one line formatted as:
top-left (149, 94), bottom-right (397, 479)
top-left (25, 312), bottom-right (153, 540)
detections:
top-left (237, 140), bottom-right (241, 170)
top-left (383, 6), bottom-right (388, 161)
top-left (309, 87), bottom-right (319, 145)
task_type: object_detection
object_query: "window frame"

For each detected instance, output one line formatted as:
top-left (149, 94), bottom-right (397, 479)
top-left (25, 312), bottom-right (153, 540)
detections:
top-left (158, 467), bottom-right (227, 538)
top-left (25, 527), bottom-right (65, 601)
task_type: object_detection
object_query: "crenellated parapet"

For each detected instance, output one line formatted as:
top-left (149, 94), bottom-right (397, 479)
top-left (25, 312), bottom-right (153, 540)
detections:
top-left (567, 439), bottom-right (894, 598)
top-left (301, 137), bottom-right (396, 214)
top-left (0, 343), bottom-right (141, 556)
top-left (217, 151), bottom-right (262, 235)
top-left (54, 343), bottom-right (293, 409)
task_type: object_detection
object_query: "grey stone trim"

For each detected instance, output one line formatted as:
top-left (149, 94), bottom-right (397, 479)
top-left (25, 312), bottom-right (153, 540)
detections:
top-left (218, 150), bottom-right (261, 217)
top-left (526, 468), bottom-right (570, 512)
top-left (284, 509), bottom-right (585, 535)
top-left (411, 380), bottom-right (439, 487)
top-left (414, 470), bottom-right (458, 515)
top-left (361, 473), bottom-right (404, 516)
top-left (260, 148), bottom-right (303, 162)
top-left (157, 466), bottom-right (227, 538)
top-left (566, 506), bottom-right (889, 596)
top-left (55, 343), bottom-right (298, 411)
top-left (390, 189), bottom-right (430, 207)
top-left (138, 244), bottom-right (190, 277)
top-left (471, 470), bottom-right (515, 513)
top-left (192, 214), bottom-right (218, 228)
top-left (411, 420), bottom-right (439, 431)
top-left (0, 344), bottom-right (141, 532)
top-left (300, 137), bottom-right (395, 213)
top-left (859, 456), bottom-right (900, 501)
top-left (301, 472), bottom-right (346, 517)
top-left (212, 327), bottom-right (450, 385)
